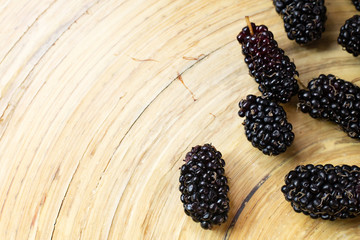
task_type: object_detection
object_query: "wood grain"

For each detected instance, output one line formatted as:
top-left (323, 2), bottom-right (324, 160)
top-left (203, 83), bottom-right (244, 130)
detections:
top-left (0, 0), bottom-right (359, 239)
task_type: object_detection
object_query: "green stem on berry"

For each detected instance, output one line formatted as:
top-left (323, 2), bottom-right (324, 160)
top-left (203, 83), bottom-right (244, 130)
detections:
top-left (245, 16), bottom-right (254, 36)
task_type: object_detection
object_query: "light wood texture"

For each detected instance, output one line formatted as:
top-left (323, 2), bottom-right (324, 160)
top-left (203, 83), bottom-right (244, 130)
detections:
top-left (0, 0), bottom-right (359, 239)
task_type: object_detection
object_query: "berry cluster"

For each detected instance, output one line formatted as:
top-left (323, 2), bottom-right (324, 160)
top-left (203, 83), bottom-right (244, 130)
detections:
top-left (273, 0), bottom-right (327, 44)
top-left (180, 12), bottom-right (360, 229)
top-left (238, 95), bottom-right (294, 155)
top-left (298, 74), bottom-right (360, 139)
top-left (282, 164), bottom-right (360, 220)
top-left (237, 20), bottom-right (299, 103)
top-left (338, 15), bottom-right (360, 57)
top-left (179, 144), bottom-right (230, 229)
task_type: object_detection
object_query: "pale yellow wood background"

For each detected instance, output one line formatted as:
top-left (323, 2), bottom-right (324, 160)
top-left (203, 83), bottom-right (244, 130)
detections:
top-left (0, 0), bottom-right (359, 239)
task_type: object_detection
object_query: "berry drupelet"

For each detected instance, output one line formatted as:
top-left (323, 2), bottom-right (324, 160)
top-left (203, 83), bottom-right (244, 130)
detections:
top-left (282, 164), bottom-right (360, 220)
top-left (273, 0), bottom-right (327, 44)
top-left (179, 144), bottom-right (229, 229)
top-left (237, 18), bottom-right (299, 103)
top-left (338, 15), bottom-right (360, 57)
top-left (238, 95), bottom-right (294, 155)
top-left (273, 0), bottom-right (293, 13)
top-left (352, 0), bottom-right (360, 11)
top-left (298, 74), bottom-right (360, 139)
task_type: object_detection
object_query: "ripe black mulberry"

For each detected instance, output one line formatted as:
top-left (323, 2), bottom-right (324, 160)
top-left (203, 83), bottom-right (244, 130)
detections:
top-left (298, 74), bottom-right (360, 139)
top-left (179, 144), bottom-right (229, 229)
top-left (238, 95), bottom-right (295, 155)
top-left (282, 164), bottom-right (360, 220)
top-left (273, 0), bottom-right (327, 44)
top-left (237, 17), bottom-right (299, 103)
top-left (338, 15), bottom-right (360, 57)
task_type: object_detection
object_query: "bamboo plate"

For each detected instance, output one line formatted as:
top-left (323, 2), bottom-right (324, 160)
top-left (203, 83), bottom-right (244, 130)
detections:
top-left (0, 0), bottom-right (359, 239)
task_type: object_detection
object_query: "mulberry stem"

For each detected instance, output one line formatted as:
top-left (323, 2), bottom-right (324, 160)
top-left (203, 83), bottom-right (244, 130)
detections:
top-left (245, 16), bottom-right (254, 36)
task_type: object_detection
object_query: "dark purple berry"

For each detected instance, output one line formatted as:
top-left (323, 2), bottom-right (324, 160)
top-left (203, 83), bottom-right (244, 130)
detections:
top-left (338, 15), bottom-right (360, 57)
top-left (238, 95), bottom-right (294, 155)
top-left (179, 144), bottom-right (229, 229)
top-left (237, 18), bottom-right (299, 103)
top-left (282, 164), bottom-right (360, 220)
top-left (298, 74), bottom-right (360, 139)
top-left (273, 0), bottom-right (327, 44)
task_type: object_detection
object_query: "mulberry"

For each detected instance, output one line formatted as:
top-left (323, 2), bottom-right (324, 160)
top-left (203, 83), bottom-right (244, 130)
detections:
top-left (282, 164), bottom-right (360, 220)
top-left (273, 0), bottom-right (327, 44)
top-left (238, 95), bottom-right (294, 155)
top-left (179, 144), bottom-right (229, 229)
top-left (338, 15), bottom-right (360, 57)
top-left (237, 17), bottom-right (299, 103)
top-left (298, 74), bottom-right (360, 139)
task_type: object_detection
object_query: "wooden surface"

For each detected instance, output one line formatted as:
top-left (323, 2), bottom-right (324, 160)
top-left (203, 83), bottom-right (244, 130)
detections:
top-left (0, 0), bottom-right (360, 239)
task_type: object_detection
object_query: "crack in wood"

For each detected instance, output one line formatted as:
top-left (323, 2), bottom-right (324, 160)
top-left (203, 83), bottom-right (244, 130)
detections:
top-left (182, 54), bottom-right (205, 61)
top-left (177, 72), bottom-right (197, 101)
top-left (0, 0), bottom-right (59, 66)
top-left (0, 0), bottom-right (102, 142)
top-left (49, 124), bottom-right (102, 239)
top-left (49, 92), bottom-right (125, 240)
top-left (223, 174), bottom-right (270, 240)
top-left (131, 57), bottom-right (158, 62)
